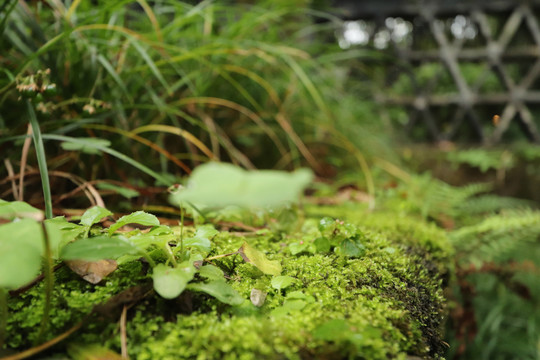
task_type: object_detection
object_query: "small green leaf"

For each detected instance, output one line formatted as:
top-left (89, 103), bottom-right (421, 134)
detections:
top-left (271, 275), bottom-right (294, 291)
top-left (61, 138), bottom-right (111, 155)
top-left (194, 224), bottom-right (219, 240)
top-left (108, 211), bottom-right (160, 235)
top-left (152, 262), bottom-right (196, 299)
top-left (239, 242), bottom-right (281, 276)
top-left (198, 265), bottom-right (224, 281)
top-left (314, 237), bottom-right (331, 253)
top-left (44, 217), bottom-right (85, 259)
top-left (80, 206), bottom-right (112, 227)
top-left (183, 237), bottom-right (211, 252)
top-left (183, 225), bottom-right (217, 253)
top-left (337, 238), bottom-right (365, 258)
top-left (313, 319), bottom-right (352, 341)
top-left (318, 217), bottom-right (336, 237)
top-left (188, 280), bottom-right (244, 305)
top-left (289, 241), bottom-right (309, 255)
top-left (0, 200), bottom-right (43, 221)
top-left (96, 183), bottom-right (140, 199)
top-left (61, 236), bottom-right (139, 261)
top-left (0, 219), bottom-right (43, 289)
top-left (282, 299), bottom-right (306, 311)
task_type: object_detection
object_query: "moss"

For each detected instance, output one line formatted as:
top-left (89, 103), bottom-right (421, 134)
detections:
top-left (6, 205), bottom-right (452, 359)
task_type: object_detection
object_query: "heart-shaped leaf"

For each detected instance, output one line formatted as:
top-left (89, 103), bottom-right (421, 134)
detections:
top-left (80, 206), bottom-right (112, 227)
top-left (187, 280), bottom-right (244, 305)
top-left (61, 236), bottom-right (139, 261)
top-left (238, 242), bottom-right (281, 276)
top-left (152, 262), bottom-right (196, 299)
top-left (108, 211), bottom-right (160, 234)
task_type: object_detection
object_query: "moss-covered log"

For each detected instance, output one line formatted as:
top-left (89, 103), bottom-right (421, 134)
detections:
top-left (5, 204), bottom-right (452, 359)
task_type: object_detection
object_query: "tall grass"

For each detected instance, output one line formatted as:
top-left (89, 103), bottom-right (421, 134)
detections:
top-left (0, 0), bottom-right (384, 209)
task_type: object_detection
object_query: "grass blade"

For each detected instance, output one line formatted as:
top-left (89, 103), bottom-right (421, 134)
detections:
top-left (26, 101), bottom-right (53, 219)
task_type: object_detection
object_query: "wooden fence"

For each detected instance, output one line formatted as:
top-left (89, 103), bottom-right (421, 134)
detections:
top-left (335, 0), bottom-right (540, 143)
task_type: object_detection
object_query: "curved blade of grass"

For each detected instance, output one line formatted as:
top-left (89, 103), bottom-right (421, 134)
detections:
top-left (97, 54), bottom-right (131, 101)
top-left (0, 0), bottom-right (18, 35)
top-left (275, 112), bottom-right (321, 172)
top-left (173, 97), bottom-right (286, 156)
top-left (12, 31), bottom-right (69, 81)
top-left (221, 64), bottom-right (281, 106)
top-left (129, 38), bottom-right (171, 95)
top-left (65, 0), bottom-right (82, 21)
top-left (124, 102), bottom-right (254, 168)
top-left (41, 134), bottom-right (173, 186)
top-left (136, 0), bottom-right (163, 43)
top-left (280, 54), bottom-right (331, 119)
top-left (130, 124), bottom-right (216, 161)
top-left (83, 124), bottom-right (192, 173)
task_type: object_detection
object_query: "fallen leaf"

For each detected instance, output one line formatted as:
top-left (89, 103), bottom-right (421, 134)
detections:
top-left (238, 242), bottom-right (281, 276)
top-left (66, 259), bottom-right (117, 284)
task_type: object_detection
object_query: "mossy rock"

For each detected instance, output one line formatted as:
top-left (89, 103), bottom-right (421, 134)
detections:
top-left (5, 204), bottom-right (452, 359)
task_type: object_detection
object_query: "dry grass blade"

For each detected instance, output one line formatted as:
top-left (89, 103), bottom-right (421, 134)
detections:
top-left (275, 112), bottom-right (321, 172)
top-left (18, 125), bottom-right (32, 202)
top-left (3, 159), bottom-right (18, 200)
top-left (0, 320), bottom-right (84, 360)
top-left (130, 124), bottom-right (215, 162)
top-left (196, 110), bottom-right (221, 160)
top-left (174, 97), bottom-right (287, 156)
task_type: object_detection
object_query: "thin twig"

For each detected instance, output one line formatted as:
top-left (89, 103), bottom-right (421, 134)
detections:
top-left (3, 159), bottom-right (18, 200)
top-left (120, 305), bottom-right (129, 359)
top-left (204, 251), bottom-right (239, 262)
top-left (0, 320), bottom-right (84, 360)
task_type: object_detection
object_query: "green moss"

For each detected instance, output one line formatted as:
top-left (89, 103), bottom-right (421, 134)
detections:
top-left (6, 205), bottom-right (452, 359)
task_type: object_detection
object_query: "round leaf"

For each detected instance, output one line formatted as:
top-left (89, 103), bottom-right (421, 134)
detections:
top-left (152, 263), bottom-right (195, 299)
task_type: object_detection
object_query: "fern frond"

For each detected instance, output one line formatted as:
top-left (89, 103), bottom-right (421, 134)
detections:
top-left (456, 195), bottom-right (534, 216)
top-left (450, 209), bottom-right (540, 265)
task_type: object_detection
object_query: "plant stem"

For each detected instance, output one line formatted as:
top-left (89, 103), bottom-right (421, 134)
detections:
top-left (35, 222), bottom-right (54, 345)
top-left (179, 204), bottom-right (185, 258)
top-left (164, 242), bottom-right (177, 267)
top-left (26, 100), bottom-right (52, 219)
top-left (204, 252), bottom-right (239, 262)
top-left (0, 288), bottom-right (7, 348)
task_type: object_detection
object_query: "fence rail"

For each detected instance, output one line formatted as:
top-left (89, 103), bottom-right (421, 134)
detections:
top-left (335, 0), bottom-right (540, 143)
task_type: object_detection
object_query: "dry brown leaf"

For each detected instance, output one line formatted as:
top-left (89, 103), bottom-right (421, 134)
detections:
top-left (66, 259), bottom-right (117, 284)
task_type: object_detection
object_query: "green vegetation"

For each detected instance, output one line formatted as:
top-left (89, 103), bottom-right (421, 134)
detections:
top-left (1, 1), bottom-right (540, 359)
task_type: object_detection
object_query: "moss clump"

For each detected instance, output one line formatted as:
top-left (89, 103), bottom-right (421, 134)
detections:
top-left (6, 205), bottom-right (451, 359)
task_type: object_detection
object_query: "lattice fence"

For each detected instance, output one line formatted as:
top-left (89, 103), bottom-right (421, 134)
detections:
top-left (335, 0), bottom-right (540, 143)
